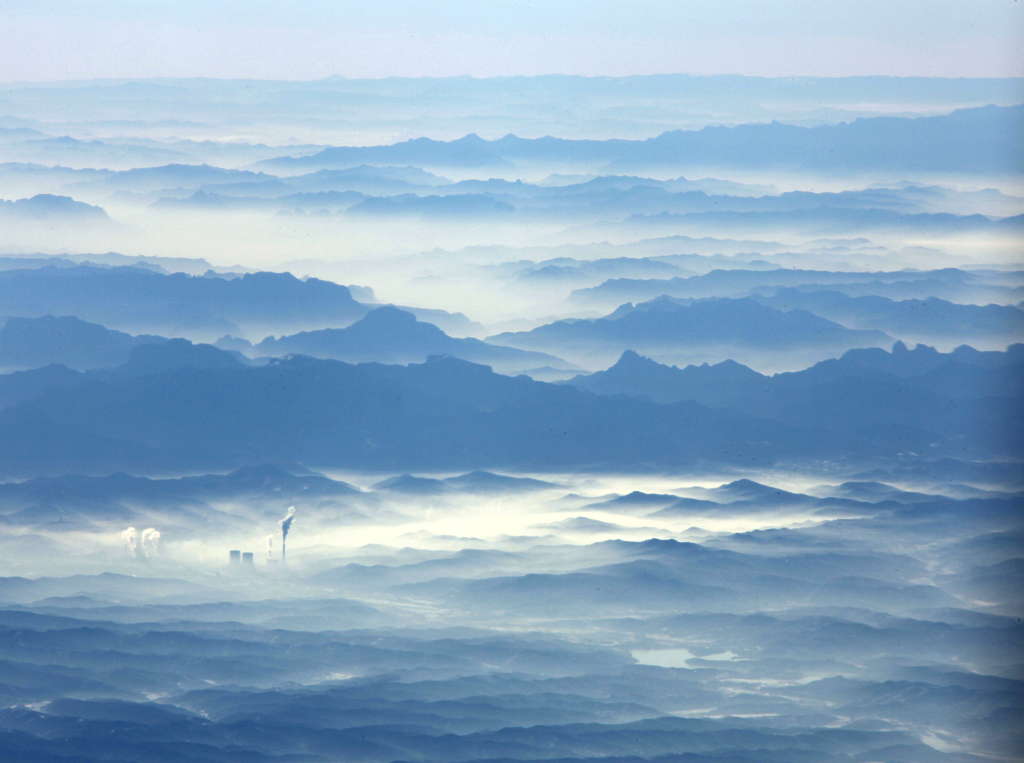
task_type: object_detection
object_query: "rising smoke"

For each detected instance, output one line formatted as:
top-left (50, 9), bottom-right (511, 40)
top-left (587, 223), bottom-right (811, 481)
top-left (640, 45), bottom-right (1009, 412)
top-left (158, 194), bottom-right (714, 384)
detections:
top-left (140, 528), bottom-right (161, 559)
top-left (120, 526), bottom-right (139, 559)
top-left (280, 506), bottom-right (296, 562)
top-left (119, 526), bottom-right (160, 560)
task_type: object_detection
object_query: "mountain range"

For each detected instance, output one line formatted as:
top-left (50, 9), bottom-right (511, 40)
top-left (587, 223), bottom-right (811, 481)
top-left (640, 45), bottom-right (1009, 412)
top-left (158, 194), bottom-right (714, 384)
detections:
top-left (256, 105), bottom-right (1024, 174)
top-left (250, 306), bottom-right (572, 374)
top-left (570, 267), bottom-right (1017, 307)
top-left (0, 265), bottom-right (473, 339)
top-left (0, 339), bottom-right (1017, 477)
top-left (565, 343), bottom-right (1024, 443)
top-left (0, 315), bottom-right (165, 371)
top-left (490, 296), bottom-right (890, 363)
top-left (754, 289), bottom-right (1024, 341)
top-left (0, 194), bottom-right (109, 223)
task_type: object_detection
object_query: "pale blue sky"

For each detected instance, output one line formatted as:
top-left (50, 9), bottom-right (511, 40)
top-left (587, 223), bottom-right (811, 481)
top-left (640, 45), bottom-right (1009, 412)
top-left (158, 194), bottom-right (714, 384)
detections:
top-left (2, 0), bottom-right (1021, 81)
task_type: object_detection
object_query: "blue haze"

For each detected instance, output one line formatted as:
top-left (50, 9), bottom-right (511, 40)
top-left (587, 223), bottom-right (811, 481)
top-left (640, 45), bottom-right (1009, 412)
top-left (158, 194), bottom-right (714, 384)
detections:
top-left (0, 68), bottom-right (1021, 762)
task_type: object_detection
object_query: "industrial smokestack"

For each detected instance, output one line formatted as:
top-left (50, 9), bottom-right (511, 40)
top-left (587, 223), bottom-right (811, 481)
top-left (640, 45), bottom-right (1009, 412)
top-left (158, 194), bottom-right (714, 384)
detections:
top-left (280, 506), bottom-right (296, 563)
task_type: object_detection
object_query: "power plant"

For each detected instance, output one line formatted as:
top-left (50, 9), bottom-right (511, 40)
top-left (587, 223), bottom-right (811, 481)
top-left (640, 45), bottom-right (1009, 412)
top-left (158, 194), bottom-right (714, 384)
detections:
top-left (226, 507), bottom-right (297, 569)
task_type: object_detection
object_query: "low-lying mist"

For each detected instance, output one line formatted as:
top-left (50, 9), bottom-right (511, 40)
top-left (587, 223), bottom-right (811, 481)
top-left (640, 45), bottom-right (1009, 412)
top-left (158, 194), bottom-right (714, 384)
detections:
top-left (1, 79), bottom-right (1022, 762)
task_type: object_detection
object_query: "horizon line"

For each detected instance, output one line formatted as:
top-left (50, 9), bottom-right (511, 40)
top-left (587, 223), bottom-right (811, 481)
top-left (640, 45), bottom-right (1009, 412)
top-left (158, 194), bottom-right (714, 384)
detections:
top-left (3, 72), bottom-right (1024, 86)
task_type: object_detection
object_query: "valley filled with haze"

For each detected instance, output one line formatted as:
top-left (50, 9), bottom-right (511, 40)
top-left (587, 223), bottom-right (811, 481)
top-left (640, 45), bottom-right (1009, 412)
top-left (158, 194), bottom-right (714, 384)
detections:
top-left (0, 64), bottom-right (1022, 763)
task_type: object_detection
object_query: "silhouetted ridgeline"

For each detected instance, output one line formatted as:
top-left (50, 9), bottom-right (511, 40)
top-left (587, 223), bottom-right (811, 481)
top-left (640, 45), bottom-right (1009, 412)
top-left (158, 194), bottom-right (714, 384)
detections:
top-left (0, 315), bottom-right (166, 371)
top-left (571, 267), bottom-right (1016, 305)
top-left (0, 265), bottom-right (474, 338)
top-left (257, 105), bottom-right (1024, 173)
top-left (0, 341), bottom-right (1018, 476)
top-left (0, 194), bottom-right (109, 223)
top-left (250, 306), bottom-right (573, 374)
top-left (489, 296), bottom-right (891, 358)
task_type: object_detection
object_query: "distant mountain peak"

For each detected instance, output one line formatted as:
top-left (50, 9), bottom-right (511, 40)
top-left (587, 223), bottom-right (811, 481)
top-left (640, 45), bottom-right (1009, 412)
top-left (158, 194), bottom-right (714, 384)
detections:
top-left (358, 305), bottom-right (420, 326)
top-left (1, 193), bottom-right (109, 221)
top-left (721, 478), bottom-right (768, 490)
top-left (875, 341), bottom-right (941, 359)
top-left (612, 349), bottom-right (661, 369)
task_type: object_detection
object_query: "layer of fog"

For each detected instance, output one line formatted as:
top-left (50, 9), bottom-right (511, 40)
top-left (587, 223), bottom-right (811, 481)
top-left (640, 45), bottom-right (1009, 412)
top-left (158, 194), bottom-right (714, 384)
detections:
top-left (0, 464), bottom-right (1009, 580)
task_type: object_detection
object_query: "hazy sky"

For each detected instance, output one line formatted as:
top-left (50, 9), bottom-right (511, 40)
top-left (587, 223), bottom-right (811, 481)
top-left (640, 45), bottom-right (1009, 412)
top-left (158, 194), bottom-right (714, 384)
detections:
top-left (2, 0), bottom-right (1022, 81)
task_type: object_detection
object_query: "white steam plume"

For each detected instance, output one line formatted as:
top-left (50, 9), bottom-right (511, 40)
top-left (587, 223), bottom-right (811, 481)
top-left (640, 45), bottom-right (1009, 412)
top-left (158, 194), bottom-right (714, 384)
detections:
top-left (140, 528), bottom-right (161, 558)
top-left (120, 527), bottom-right (140, 559)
